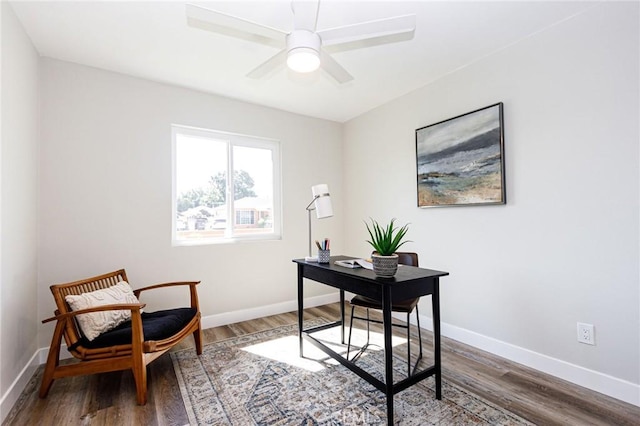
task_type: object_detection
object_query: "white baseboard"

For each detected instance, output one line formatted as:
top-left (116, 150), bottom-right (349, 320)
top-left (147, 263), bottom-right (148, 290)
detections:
top-left (407, 311), bottom-right (640, 407)
top-left (0, 351), bottom-right (40, 423)
top-left (5, 292), bottom-right (636, 425)
top-left (201, 292), bottom-right (340, 329)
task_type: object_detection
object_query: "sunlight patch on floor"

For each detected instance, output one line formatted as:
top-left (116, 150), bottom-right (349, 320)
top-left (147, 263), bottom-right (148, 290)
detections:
top-left (240, 325), bottom-right (407, 372)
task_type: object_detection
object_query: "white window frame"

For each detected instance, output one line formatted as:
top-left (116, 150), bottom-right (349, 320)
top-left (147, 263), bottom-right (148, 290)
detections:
top-left (172, 124), bottom-right (282, 246)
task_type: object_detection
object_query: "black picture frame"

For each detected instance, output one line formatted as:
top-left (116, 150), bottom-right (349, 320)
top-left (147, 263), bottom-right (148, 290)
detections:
top-left (416, 103), bottom-right (506, 208)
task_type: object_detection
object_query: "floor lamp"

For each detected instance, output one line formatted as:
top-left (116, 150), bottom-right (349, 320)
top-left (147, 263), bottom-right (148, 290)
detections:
top-left (305, 184), bottom-right (333, 262)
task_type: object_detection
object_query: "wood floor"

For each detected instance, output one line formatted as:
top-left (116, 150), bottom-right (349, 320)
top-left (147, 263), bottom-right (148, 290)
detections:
top-left (4, 302), bottom-right (639, 425)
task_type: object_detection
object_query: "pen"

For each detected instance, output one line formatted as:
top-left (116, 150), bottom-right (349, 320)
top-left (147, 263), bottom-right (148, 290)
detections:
top-left (315, 240), bottom-right (322, 250)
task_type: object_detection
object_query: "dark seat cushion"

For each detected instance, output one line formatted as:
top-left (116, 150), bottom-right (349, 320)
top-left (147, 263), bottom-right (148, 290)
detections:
top-left (350, 295), bottom-right (419, 313)
top-left (75, 307), bottom-right (197, 349)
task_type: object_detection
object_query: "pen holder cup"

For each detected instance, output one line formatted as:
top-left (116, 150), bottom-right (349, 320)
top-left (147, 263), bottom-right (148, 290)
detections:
top-left (318, 250), bottom-right (330, 264)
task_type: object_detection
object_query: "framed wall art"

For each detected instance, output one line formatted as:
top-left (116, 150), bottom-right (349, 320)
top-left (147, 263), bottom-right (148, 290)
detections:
top-left (416, 103), bottom-right (506, 208)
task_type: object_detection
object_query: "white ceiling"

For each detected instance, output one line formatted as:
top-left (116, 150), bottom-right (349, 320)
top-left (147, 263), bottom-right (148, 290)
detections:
top-left (10, 0), bottom-right (595, 122)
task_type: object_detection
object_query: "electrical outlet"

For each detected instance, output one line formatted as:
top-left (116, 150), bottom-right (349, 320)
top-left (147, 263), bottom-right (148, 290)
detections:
top-left (577, 322), bottom-right (595, 345)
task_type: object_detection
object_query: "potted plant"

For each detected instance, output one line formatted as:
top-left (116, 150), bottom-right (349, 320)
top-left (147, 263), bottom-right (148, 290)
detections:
top-left (365, 218), bottom-right (411, 277)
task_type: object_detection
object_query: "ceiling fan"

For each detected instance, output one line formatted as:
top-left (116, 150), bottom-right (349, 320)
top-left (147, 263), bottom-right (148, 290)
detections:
top-left (185, 1), bottom-right (416, 84)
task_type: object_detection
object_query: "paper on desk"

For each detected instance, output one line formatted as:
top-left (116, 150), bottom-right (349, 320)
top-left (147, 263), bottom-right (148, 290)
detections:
top-left (355, 259), bottom-right (373, 270)
top-left (334, 258), bottom-right (373, 270)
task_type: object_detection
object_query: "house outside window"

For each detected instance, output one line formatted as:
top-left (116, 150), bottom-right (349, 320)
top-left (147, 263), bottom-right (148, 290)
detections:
top-left (235, 210), bottom-right (255, 225)
top-left (172, 125), bottom-right (281, 245)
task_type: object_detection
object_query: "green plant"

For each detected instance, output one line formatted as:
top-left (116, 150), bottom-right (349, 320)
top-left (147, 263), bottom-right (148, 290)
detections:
top-left (365, 218), bottom-right (411, 256)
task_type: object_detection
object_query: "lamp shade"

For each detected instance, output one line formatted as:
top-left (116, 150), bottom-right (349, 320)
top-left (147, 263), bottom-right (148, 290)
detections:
top-left (311, 184), bottom-right (333, 219)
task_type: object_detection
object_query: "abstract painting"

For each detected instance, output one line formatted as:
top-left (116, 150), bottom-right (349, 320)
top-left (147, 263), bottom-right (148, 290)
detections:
top-left (416, 103), bottom-right (506, 207)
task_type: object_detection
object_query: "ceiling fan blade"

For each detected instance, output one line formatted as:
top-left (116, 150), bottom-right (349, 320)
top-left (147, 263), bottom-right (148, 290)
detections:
top-left (291, 0), bottom-right (320, 31)
top-left (323, 30), bottom-right (415, 54)
top-left (186, 3), bottom-right (286, 48)
top-left (318, 14), bottom-right (416, 48)
top-left (319, 51), bottom-right (353, 84)
top-left (246, 49), bottom-right (288, 79)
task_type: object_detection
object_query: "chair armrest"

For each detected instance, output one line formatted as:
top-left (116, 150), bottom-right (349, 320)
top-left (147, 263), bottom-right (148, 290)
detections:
top-left (42, 303), bottom-right (146, 324)
top-left (133, 280), bottom-right (200, 294)
top-left (134, 281), bottom-right (201, 311)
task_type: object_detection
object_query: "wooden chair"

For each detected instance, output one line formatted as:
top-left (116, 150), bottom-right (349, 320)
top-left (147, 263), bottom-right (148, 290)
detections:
top-left (39, 269), bottom-right (203, 405)
top-left (346, 252), bottom-right (423, 377)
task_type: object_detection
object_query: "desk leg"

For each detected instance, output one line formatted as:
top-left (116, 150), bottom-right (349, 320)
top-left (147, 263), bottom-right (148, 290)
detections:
top-left (340, 290), bottom-right (345, 344)
top-left (433, 278), bottom-right (442, 400)
top-left (298, 264), bottom-right (304, 358)
top-left (382, 285), bottom-right (394, 426)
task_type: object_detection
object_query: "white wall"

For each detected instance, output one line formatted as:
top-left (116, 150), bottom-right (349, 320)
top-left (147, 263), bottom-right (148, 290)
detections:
top-left (0, 1), bottom-right (39, 419)
top-left (38, 58), bottom-right (343, 347)
top-left (3, 0), bottom-right (638, 417)
top-left (343, 2), bottom-right (639, 403)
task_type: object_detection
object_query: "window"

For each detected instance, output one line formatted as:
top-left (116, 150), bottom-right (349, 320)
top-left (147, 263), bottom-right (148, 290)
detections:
top-left (172, 125), bottom-right (281, 245)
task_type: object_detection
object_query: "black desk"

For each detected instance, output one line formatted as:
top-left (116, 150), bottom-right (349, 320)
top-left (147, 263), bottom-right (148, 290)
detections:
top-left (294, 255), bottom-right (449, 425)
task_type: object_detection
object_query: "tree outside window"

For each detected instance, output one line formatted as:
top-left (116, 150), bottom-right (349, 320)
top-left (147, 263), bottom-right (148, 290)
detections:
top-left (172, 125), bottom-right (281, 245)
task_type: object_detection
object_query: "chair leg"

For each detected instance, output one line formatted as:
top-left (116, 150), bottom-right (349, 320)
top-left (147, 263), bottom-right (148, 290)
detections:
top-left (408, 305), bottom-right (423, 376)
top-left (132, 364), bottom-right (148, 405)
top-left (39, 319), bottom-right (66, 398)
top-left (365, 308), bottom-right (371, 346)
top-left (131, 312), bottom-right (147, 405)
top-left (193, 326), bottom-right (203, 355)
top-left (346, 305), bottom-right (356, 360)
top-left (39, 366), bottom-right (56, 399)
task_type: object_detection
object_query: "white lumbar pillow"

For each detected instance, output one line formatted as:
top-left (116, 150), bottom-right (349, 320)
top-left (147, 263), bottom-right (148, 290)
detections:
top-left (65, 281), bottom-right (140, 341)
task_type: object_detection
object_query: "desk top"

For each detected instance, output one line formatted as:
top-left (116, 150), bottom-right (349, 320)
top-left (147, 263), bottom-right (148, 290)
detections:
top-left (293, 255), bottom-right (449, 284)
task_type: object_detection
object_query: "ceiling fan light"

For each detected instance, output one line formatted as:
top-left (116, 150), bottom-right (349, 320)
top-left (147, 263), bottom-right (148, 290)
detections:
top-left (287, 47), bottom-right (320, 73)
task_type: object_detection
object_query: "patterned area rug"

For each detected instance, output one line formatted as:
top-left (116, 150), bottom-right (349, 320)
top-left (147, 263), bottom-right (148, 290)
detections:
top-left (171, 320), bottom-right (532, 425)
